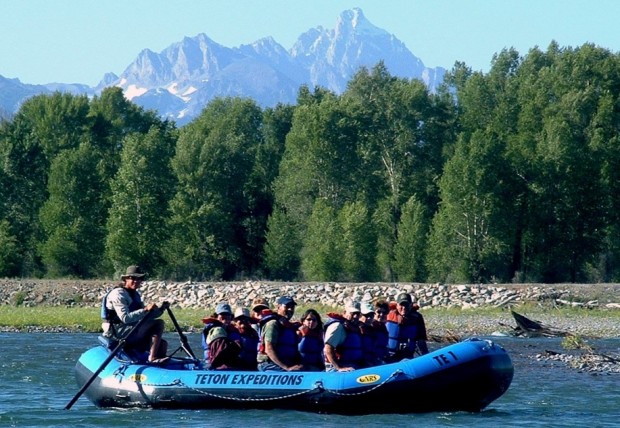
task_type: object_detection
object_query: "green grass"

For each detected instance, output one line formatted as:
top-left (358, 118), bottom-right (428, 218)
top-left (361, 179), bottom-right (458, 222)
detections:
top-left (1, 302), bottom-right (618, 333)
top-left (0, 304), bottom-right (341, 332)
top-left (0, 306), bottom-right (210, 332)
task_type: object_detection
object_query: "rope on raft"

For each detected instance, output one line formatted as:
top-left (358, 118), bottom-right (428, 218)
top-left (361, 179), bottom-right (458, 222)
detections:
top-left (130, 368), bottom-right (405, 402)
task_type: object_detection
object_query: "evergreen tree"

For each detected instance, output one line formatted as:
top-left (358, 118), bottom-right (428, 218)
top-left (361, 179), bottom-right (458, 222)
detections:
top-left (393, 196), bottom-right (428, 282)
top-left (300, 199), bottom-right (341, 280)
top-left (339, 200), bottom-right (377, 281)
top-left (264, 207), bottom-right (300, 280)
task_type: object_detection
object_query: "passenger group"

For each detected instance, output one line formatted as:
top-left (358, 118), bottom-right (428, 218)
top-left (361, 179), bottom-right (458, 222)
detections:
top-left (200, 293), bottom-right (429, 372)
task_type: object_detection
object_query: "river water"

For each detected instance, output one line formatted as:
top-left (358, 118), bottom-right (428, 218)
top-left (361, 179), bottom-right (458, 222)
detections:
top-left (0, 332), bottom-right (618, 427)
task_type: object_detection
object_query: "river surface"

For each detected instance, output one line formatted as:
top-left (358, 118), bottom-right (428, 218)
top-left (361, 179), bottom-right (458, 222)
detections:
top-left (0, 333), bottom-right (618, 427)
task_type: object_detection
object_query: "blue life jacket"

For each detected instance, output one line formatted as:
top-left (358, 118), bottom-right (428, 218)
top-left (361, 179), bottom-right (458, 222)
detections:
top-left (386, 310), bottom-right (422, 357)
top-left (297, 326), bottom-right (324, 368)
top-left (236, 326), bottom-right (259, 369)
top-left (259, 315), bottom-right (300, 366)
top-left (372, 321), bottom-right (389, 360)
top-left (324, 316), bottom-right (363, 367)
top-left (359, 323), bottom-right (376, 359)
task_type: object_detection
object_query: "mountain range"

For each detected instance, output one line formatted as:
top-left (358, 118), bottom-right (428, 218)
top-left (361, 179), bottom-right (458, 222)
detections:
top-left (0, 8), bottom-right (445, 126)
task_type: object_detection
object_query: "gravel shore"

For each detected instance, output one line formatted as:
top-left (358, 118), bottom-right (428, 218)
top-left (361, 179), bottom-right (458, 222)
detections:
top-left (1, 279), bottom-right (619, 339)
top-left (2, 280), bottom-right (618, 374)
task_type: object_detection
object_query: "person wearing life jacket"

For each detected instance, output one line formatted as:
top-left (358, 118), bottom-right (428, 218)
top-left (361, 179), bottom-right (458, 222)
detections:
top-left (232, 307), bottom-right (259, 370)
top-left (257, 295), bottom-right (303, 371)
top-left (201, 303), bottom-right (242, 366)
top-left (101, 265), bottom-right (168, 364)
top-left (386, 292), bottom-right (429, 361)
top-left (201, 302), bottom-right (243, 369)
top-left (323, 300), bottom-right (364, 372)
top-left (358, 301), bottom-right (384, 367)
top-left (297, 308), bottom-right (325, 371)
top-left (372, 300), bottom-right (390, 363)
top-left (250, 297), bottom-right (270, 334)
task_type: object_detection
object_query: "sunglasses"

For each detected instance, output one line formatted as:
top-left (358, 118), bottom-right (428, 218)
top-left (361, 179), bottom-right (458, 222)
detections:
top-left (305, 318), bottom-right (317, 322)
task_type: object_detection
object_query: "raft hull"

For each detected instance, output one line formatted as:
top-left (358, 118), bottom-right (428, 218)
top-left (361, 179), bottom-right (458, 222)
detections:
top-left (74, 337), bottom-right (513, 414)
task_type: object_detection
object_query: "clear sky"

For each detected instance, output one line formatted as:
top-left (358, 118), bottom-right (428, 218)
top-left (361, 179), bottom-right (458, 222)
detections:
top-left (1, 0), bottom-right (619, 86)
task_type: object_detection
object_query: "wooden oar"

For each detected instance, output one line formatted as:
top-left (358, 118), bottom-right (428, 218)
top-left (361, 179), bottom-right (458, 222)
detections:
top-left (64, 306), bottom-right (159, 410)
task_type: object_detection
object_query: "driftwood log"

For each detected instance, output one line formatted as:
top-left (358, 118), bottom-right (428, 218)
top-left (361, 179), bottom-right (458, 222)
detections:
top-left (503, 310), bottom-right (570, 337)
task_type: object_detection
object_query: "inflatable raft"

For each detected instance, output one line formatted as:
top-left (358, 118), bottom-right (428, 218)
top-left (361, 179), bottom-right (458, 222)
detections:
top-left (73, 336), bottom-right (513, 414)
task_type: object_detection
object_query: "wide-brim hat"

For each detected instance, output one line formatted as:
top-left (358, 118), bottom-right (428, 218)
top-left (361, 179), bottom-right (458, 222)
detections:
top-left (345, 300), bottom-right (361, 314)
top-left (360, 301), bottom-right (375, 315)
top-left (206, 326), bottom-right (227, 345)
top-left (234, 307), bottom-right (251, 320)
top-left (120, 265), bottom-right (146, 280)
top-left (251, 297), bottom-right (269, 313)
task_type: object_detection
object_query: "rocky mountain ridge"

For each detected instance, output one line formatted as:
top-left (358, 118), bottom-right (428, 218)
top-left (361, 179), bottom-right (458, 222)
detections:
top-left (0, 8), bottom-right (445, 125)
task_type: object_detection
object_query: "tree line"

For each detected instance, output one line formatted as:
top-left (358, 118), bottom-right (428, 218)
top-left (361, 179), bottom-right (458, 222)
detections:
top-left (1, 42), bottom-right (619, 284)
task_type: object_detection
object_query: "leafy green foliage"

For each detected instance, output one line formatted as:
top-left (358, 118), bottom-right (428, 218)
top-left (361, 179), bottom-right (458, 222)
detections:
top-left (3, 47), bottom-right (620, 283)
top-left (38, 143), bottom-right (107, 277)
top-left (105, 125), bottom-right (177, 276)
top-left (393, 196), bottom-right (428, 282)
top-left (300, 199), bottom-right (341, 280)
top-left (165, 98), bottom-right (264, 280)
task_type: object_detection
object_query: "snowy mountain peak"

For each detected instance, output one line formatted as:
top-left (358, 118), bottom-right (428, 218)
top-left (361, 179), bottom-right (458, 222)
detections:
top-left (337, 7), bottom-right (387, 38)
top-left (0, 8), bottom-right (445, 126)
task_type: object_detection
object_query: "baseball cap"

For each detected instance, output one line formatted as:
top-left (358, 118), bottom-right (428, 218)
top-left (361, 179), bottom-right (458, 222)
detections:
top-left (396, 293), bottom-right (412, 304)
top-left (276, 296), bottom-right (296, 306)
top-left (215, 302), bottom-right (233, 315)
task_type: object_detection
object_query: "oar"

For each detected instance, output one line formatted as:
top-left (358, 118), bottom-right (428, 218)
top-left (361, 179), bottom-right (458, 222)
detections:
top-left (64, 309), bottom-right (155, 410)
top-left (166, 306), bottom-right (198, 360)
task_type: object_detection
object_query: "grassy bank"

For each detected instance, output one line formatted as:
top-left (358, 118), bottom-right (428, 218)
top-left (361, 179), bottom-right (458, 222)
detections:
top-left (2, 304), bottom-right (619, 338)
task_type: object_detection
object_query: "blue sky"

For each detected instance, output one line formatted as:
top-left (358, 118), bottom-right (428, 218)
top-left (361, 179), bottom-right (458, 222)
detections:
top-left (2, 0), bottom-right (619, 86)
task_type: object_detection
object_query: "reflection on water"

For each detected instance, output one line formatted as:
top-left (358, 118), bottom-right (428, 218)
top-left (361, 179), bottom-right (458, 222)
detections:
top-left (0, 333), bottom-right (618, 427)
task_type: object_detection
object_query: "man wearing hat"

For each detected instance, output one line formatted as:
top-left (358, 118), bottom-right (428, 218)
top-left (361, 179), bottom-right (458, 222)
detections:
top-left (250, 297), bottom-right (270, 333)
top-left (257, 296), bottom-right (303, 371)
top-left (385, 292), bottom-right (429, 361)
top-left (101, 265), bottom-right (169, 364)
top-left (323, 300), bottom-right (365, 371)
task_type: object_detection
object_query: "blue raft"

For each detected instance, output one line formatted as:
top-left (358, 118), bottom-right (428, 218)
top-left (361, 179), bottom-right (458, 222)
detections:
top-left (73, 337), bottom-right (513, 414)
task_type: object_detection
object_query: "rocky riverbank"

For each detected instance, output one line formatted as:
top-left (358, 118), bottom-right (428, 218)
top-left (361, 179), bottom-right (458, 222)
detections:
top-left (1, 278), bottom-right (619, 337)
top-left (2, 279), bottom-right (618, 374)
top-left (2, 279), bottom-right (620, 310)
